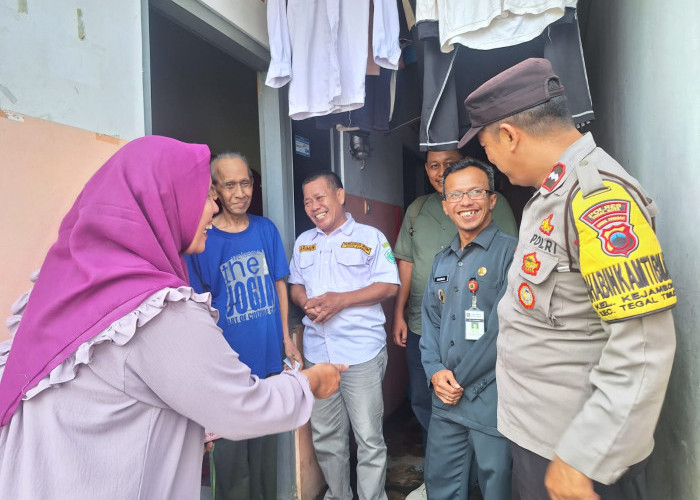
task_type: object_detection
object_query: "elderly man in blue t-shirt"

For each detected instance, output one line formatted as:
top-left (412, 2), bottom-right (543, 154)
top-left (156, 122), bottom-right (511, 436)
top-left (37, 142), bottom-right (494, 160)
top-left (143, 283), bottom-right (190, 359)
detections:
top-left (186, 152), bottom-right (301, 500)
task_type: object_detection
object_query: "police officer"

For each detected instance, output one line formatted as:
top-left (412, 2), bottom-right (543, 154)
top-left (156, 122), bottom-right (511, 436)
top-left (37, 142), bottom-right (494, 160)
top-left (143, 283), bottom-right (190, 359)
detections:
top-left (459, 58), bottom-right (676, 500)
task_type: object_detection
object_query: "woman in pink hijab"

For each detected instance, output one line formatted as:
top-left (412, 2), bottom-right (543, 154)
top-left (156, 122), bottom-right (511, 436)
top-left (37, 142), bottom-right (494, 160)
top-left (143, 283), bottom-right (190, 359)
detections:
top-left (0, 136), bottom-right (343, 499)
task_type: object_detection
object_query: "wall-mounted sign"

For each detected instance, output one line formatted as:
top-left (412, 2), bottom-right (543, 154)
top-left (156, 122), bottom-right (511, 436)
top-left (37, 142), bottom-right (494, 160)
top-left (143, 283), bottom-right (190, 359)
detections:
top-left (295, 135), bottom-right (310, 157)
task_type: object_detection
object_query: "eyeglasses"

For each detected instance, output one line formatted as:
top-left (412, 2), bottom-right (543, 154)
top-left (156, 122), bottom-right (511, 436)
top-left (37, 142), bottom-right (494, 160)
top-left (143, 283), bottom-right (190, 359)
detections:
top-left (221, 179), bottom-right (253, 191)
top-left (444, 189), bottom-right (494, 203)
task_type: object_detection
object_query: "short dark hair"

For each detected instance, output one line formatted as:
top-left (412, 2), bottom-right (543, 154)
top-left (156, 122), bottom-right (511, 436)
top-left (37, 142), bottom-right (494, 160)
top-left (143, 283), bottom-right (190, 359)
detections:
top-left (302, 170), bottom-right (343, 191)
top-left (484, 94), bottom-right (574, 138)
top-left (210, 152), bottom-right (253, 184)
top-left (442, 157), bottom-right (495, 197)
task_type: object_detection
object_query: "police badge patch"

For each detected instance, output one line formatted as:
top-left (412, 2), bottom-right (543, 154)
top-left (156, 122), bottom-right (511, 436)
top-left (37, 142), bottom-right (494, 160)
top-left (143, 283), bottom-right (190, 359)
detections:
top-left (518, 283), bottom-right (535, 309)
top-left (579, 200), bottom-right (638, 257)
top-left (521, 252), bottom-right (541, 276)
top-left (539, 214), bottom-right (554, 235)
top-left (542, 163), bottom-right (565, 192)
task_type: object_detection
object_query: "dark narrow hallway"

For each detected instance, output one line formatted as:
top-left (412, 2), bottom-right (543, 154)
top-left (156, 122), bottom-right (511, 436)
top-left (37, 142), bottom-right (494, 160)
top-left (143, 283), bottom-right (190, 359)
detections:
top-left (384, 399), bottom-right (425, 498)
top-left (313, 398), bottom-right (485, 500)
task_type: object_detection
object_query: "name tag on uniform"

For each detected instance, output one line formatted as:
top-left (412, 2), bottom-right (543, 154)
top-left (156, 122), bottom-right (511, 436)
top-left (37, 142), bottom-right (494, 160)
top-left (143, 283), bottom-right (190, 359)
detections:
top-left (465, 308), bottom-right (484, 340)
top-left (434, 275), bottom-right (448, 283)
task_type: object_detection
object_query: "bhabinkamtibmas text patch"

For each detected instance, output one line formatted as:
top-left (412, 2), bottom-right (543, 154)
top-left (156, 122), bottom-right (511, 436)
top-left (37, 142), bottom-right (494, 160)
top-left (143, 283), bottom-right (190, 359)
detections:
top-left (572, 181), bottom-right (676, 322)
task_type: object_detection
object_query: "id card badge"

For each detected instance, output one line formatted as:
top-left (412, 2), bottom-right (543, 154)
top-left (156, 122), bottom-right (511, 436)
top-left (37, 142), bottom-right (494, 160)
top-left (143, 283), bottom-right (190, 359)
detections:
top-left (465, 278), bottom-right (484, 340)
top-left (465, 307), bottom-right (485, 340)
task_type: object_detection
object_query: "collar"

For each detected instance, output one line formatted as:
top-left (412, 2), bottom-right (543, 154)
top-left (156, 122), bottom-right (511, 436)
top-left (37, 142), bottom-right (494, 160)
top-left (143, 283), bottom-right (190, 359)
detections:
top-left (538, 132), bottom-right (597, 196)
top-left (311, 212), bottom-right (355, 239)
top-left (448, 221), bottom-right (499, 254)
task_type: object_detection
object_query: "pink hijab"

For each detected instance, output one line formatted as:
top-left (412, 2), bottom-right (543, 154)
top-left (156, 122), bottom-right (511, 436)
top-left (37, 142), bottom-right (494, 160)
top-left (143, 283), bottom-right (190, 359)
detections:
top-left (0, 135), bottom-right (211, 425)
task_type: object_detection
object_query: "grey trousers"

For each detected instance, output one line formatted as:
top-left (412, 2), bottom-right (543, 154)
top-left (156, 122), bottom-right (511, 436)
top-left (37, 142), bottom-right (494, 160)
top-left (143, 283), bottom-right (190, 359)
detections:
top-left (307, 348), bottom-right (389, 500)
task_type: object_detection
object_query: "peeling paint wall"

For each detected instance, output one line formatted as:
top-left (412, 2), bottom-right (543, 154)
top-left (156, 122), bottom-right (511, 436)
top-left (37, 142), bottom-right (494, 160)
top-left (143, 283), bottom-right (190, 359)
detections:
top-left (0, 0), bottom-right (144, 138)
top-left (0, 114), bottom-right (126, 342)
top-left (581, 1), bottom-right (700, 497)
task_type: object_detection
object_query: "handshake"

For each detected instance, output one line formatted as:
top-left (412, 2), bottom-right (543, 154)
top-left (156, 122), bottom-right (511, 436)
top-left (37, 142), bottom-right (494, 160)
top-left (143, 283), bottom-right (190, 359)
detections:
top-left (300, 362), bottom-right (348, 399)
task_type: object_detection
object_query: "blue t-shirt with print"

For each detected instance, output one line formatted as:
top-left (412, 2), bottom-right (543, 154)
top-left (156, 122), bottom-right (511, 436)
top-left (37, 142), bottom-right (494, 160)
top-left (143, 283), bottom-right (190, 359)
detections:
top-left (186, 215), bottom-right (289, 377)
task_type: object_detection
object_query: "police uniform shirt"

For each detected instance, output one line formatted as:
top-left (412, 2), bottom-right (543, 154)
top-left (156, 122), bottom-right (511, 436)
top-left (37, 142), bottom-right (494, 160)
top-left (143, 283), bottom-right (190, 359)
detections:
top-left (496, 132), bottom-right (676, 484)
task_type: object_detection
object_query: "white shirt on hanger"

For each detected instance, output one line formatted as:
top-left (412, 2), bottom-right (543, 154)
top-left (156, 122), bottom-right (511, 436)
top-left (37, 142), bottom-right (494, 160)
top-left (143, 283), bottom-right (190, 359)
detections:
top-left (266, 0), bottom-right (401, 120)
top-left (416, 0), bottom-right (577, 52)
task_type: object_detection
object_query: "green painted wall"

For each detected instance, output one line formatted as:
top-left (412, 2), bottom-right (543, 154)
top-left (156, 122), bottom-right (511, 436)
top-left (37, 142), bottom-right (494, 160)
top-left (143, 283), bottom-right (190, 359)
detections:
top-left (581, 1), bottom-right (699, 497)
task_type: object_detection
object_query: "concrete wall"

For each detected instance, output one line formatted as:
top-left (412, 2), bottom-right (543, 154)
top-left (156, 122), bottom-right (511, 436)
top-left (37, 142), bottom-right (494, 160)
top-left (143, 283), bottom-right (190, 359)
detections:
top-left (581, 1), bottom-right (699, 497)
top-left (340, 126), bottom-right (419, 209)
top-left (0, 0), bottom-right (141, 338)
top-left (199, 0), bottom-right (268, 48)
top-left (0, 0), bottom-right (144, 139)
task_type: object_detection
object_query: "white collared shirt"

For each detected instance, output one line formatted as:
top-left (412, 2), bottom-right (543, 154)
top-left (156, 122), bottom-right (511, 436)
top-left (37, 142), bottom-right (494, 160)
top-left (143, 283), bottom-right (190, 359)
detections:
top-left (265, 0), bottom-right (401, 120)
top-left (416, 0), bottom-right (577, 52)
top-left (289, 214), bottom-right (400, 364)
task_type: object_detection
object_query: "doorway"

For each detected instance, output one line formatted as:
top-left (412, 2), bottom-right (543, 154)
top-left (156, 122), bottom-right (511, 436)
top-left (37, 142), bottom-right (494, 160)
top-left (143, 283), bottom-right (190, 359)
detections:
top-left (146, 5), bottom-right (296, 498)
top-left (148, 7), bottom-right (264, 215)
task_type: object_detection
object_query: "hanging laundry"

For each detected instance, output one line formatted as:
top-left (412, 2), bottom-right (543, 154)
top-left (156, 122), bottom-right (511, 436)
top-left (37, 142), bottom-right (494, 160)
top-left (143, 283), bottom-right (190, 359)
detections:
top-left (266, 0), bottom-right (401, 121)
top-left (415, 0), bottom-right (577, 52)
top-left (418, 5), bottom-right (594, 151)
top-left (315, 67), bottom-right (395, 132)
top-left (418, 33), bottom-right (462, 151)
top-left (418, 17), bottom-right (545, 152)
top-left (544, 8), bottom-right (595, 127)
top-left (398, 0), bottom-right (414, 47)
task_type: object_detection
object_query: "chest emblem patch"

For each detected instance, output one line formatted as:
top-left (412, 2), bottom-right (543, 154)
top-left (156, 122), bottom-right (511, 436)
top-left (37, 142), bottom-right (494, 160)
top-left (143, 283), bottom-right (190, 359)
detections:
top-left (518, 283), bottom-right (535, 309)
top-left (299, 244), bottom-right (316, 252)
top-left (539, 214), bottom-right (554, 235)
top-left (341, 241), bottom-right (371, 254)
top-left (521, 252), bottom-right (541, 276)
top-left (579, 200), bottom-right (638, 257)
top-left (542, 163), bottom-right (565, 191)
top-left (477, 267), bottom-right (487, 277)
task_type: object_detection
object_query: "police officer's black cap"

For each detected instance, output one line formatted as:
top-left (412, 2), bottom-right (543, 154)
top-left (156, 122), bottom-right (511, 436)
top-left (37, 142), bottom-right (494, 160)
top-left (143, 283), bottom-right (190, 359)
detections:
top-left (458, 58), bottom-right (566, 148)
